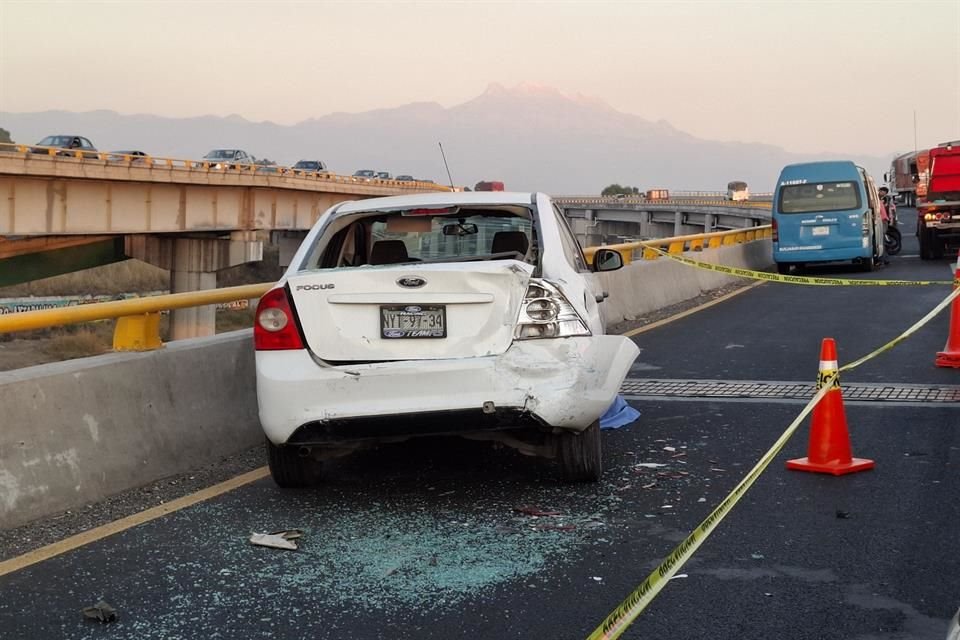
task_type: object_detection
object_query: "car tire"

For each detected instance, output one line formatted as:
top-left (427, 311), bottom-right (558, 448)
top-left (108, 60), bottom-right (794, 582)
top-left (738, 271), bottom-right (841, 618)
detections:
top-left (557, 420), bottom-right (602, 483)
top-left (776, 262), bottom-right (791, 275)
top-left (266, 439), bottom-right (323, 488)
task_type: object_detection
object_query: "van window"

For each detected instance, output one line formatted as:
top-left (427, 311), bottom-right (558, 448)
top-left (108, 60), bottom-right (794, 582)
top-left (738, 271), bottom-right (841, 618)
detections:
top-left (779, 182), bottom-right (861, 214)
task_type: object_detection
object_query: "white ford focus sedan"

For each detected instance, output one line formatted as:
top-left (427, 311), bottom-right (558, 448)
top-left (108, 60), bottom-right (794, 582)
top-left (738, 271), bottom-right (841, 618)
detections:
top-left (254, 192), bottom-right (639, 485)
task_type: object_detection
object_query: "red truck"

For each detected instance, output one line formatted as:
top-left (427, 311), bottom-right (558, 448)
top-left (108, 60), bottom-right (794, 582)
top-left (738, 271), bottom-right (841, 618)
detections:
top-left (887, 149), bottom-right (930, 207)
top-left (917, 141), bottom-right (960, 260)
top-left (475, 181), bottom-right (505, 192)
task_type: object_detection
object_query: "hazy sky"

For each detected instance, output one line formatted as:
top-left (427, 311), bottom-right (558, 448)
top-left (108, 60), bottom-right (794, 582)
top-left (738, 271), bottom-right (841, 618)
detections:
top-left (1, 0), bottom-right (958, 158)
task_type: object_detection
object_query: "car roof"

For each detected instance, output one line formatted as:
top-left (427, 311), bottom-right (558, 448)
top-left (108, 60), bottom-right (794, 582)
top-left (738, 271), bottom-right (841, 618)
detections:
top-left (334, 191), bottom-right (538, 215)
top-left (778, 161), bottom-right (861, 183)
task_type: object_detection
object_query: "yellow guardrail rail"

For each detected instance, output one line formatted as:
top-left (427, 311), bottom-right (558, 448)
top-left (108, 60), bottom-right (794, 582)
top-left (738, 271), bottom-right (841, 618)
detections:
top-left (583, 225), bottom-right (772, 265)
top-left (0, 226), bottom-right (771, 352)
top-left (0, 142), bottom-right (450, 192)
top-left (0, 283), bottom-right (270, 351)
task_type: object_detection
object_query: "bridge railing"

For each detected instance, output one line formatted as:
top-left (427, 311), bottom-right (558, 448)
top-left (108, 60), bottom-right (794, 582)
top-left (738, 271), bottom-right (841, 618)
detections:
top-left (0, 142), bottom-right (450, 192)
top-left (0, 226), bottom-right (771, 352)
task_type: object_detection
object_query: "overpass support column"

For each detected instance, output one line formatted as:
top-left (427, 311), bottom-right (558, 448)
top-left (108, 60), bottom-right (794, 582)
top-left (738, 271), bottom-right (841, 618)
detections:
top-left (704, 213), bottom-right (714, 233)
top-left (674, 211), bottom-right (684, 236)
top-left (126, 233), bottom-right (263, 340)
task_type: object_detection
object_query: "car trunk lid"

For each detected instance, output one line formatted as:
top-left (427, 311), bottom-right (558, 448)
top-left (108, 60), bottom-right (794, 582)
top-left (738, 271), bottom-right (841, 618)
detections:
top-left (287, 261), bottom-right (533, 362)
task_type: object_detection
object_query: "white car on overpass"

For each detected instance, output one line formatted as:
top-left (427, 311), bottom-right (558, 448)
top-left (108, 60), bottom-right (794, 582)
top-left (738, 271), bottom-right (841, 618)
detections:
top-left (254, 192), bottom-right (639, 485)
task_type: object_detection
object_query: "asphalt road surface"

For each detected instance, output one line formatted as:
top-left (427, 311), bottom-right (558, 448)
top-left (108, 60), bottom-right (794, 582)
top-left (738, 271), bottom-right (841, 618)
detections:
top-left (1, 234), bottom-right (957, 640)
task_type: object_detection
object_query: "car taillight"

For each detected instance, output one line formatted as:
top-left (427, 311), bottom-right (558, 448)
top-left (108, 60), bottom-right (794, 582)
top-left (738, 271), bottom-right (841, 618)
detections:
top-left (514, 280), bottom-right (591, 340)
top-left (254, 287), bottom-right (304, 350)
top-left (771, 218), bottom-right (778, 242)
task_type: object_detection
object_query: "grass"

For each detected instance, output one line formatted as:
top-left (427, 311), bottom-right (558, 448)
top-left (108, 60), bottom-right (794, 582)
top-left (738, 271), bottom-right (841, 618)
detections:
top-left (0, 260), bottom-right (169, 297)
top-left (41, 322), bottom-right (113, 361)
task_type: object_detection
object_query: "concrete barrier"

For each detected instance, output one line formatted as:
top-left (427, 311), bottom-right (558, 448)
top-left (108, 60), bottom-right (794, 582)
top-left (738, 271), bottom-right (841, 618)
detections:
top-left (0, 331), bottom-right (260, 530)
top-left (0, 240), bottom-right (771, 530)
top-left (598, 240), bottom-right (772, 325)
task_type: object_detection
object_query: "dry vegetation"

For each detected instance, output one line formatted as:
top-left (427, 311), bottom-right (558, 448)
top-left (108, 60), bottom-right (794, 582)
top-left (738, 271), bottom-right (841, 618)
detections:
top-left (0, 260), bottom-right (169, 297)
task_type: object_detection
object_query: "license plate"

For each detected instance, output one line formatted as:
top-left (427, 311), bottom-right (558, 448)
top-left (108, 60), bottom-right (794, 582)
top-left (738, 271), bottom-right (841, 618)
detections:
top-left (811, 226), bottom-right (830, 236)
top-left (380, 305), bottom-right (446, 339)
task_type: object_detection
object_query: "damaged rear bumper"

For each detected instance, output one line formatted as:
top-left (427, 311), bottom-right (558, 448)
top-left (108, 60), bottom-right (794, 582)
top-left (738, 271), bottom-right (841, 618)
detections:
top-left (256, 335), bottom-right (640, 445)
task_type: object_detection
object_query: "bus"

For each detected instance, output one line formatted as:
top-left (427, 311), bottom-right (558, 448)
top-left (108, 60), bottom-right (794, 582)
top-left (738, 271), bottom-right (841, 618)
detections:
top-left (772, 161), bottom-right (885, 274)
top-left (726, 181), bottom-right (749, 201)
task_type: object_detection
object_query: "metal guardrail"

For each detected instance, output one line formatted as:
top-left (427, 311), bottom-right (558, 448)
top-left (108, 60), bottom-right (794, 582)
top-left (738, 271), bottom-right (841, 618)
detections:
top-left (0, 142), bottom-right (450, 192)
top-left (0, 227), bottom-right (771, 351)
top-left (582, 225), bottom-right (772, 265)
top-left (556, 195), bottom-right (773, 209)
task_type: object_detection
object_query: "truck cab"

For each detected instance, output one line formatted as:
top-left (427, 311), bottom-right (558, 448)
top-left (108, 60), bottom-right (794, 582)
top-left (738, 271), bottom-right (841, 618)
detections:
top-left (917, 141), bottom-right (960, 260)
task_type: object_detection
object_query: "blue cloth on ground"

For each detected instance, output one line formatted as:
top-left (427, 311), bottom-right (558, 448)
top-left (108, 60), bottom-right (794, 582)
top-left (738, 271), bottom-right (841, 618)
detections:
top-left (600, 395), bottom-right (640, 430)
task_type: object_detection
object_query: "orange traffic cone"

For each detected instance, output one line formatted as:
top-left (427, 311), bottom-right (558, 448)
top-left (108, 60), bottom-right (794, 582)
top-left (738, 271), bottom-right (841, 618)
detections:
top-left (935, 251), bottom-right (960, 368)
top-left (787, 338), bottom-right (875, 476)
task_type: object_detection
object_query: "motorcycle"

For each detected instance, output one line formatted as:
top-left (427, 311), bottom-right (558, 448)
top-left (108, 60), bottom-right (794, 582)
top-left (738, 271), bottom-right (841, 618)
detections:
top-left (882, 195), bottom-right (902, 256)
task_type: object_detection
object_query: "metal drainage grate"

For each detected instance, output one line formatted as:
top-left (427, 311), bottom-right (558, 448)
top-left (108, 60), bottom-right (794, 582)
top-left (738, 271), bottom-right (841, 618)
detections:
top-left (619, 378), bottom-right (960, 404)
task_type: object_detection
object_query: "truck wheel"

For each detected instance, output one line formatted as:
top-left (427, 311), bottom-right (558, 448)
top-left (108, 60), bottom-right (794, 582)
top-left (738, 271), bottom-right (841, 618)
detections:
top-left (776, 262), bottom-right (791, 275)
top-left (920, 228), bottom-right (936, 260)
top-left (267, 439), bottom-right (323, 488)
top-left (932, 232), bottom-right (945, 259)
top-left (557, 420), bottom-right (602, 483)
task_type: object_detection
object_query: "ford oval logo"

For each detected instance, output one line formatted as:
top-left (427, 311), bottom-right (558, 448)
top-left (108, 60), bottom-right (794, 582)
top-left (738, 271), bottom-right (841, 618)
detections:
top-left (397, 276), bottom-right (426, 289)
top-left (405, 305), bottom-right (422, 313)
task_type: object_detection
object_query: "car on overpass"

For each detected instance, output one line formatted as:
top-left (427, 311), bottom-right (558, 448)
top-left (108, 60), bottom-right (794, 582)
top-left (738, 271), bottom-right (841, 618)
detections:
top-left (375, 171), bottom-right (392, 180)
top-left (353, 169), bottom-right (376, 181)
top-left (108, 150), bottom-right (149, 164)
top-left (199, 149), bottom-right (255, 169)
top-left (253, 192), bottom-right (638, 486)
top-left (31, 135), bottom-right (99, 159)
top-left (291, 159), bottom-right (329, 174)
top-left (395, 174), bottom-right (415, 182)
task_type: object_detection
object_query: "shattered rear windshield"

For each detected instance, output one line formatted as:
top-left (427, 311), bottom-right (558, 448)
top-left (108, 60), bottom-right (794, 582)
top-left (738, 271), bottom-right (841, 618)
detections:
top-left (303, 208), bottom-right (536, 269)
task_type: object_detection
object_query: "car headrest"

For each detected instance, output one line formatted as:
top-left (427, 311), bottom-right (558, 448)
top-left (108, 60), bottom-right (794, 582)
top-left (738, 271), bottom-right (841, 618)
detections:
top-left (370, 240), bottom-right (410, 265)
top-left (491, 231), bottom-right (529, 256)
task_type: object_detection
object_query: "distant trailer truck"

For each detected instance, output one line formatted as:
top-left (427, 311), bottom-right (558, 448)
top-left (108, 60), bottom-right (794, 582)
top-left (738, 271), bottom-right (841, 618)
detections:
top-left (475, 181), bottom-right (505, 192)
top-left (916, 140), bottom-right (960, 260)
top-left (887, 149), bottom-right (930, 207)
top-left (726, 181), bottom-right (749, 201)
top-left (646, 189), bottom-right (669, 200)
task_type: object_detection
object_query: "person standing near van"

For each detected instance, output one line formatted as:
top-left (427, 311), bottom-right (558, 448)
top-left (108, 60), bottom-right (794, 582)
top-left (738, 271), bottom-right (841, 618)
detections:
top-left (878, 187), bottom-right (892, 264)
top-left (878, 187), bottom-right (891, 223)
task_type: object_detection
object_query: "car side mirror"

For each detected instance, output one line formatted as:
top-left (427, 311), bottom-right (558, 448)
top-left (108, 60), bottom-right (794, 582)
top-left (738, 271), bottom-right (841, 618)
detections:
top-left (593, 248), bottom-right (624, 272)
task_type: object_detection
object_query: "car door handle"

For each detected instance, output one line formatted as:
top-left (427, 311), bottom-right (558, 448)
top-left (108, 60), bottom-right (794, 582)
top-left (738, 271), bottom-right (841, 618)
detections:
top-left (595, 292), bottom-right (609, 303)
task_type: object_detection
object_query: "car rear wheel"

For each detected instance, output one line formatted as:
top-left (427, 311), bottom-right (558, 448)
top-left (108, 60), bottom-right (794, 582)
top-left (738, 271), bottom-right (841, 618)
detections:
top-left (266, 439), bottom-right (323, 488)
top-left (557, 420), bottom-right (602, 483)
top-left (776, 262), bottom-right (791, 275)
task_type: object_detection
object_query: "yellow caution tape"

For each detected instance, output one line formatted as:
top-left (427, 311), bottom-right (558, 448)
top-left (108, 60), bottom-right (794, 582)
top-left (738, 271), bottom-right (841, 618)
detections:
top-left (586, 381), bottom-right (834, 640)
top-left (586, 284), bottom-right (960, 640)
top-left (641, 243), bottom-right (956, 286)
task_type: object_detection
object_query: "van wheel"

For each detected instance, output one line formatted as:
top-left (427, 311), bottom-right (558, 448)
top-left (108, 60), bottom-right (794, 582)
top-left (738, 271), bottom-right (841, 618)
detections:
top-left (266, 439), bottom-right (323, 488)
top-left (776, 263), bottom-right (791, 275)
top-left (556, 420), bottom-right (602, 483)
top-left (859, 256), bottom-right (876, 272)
